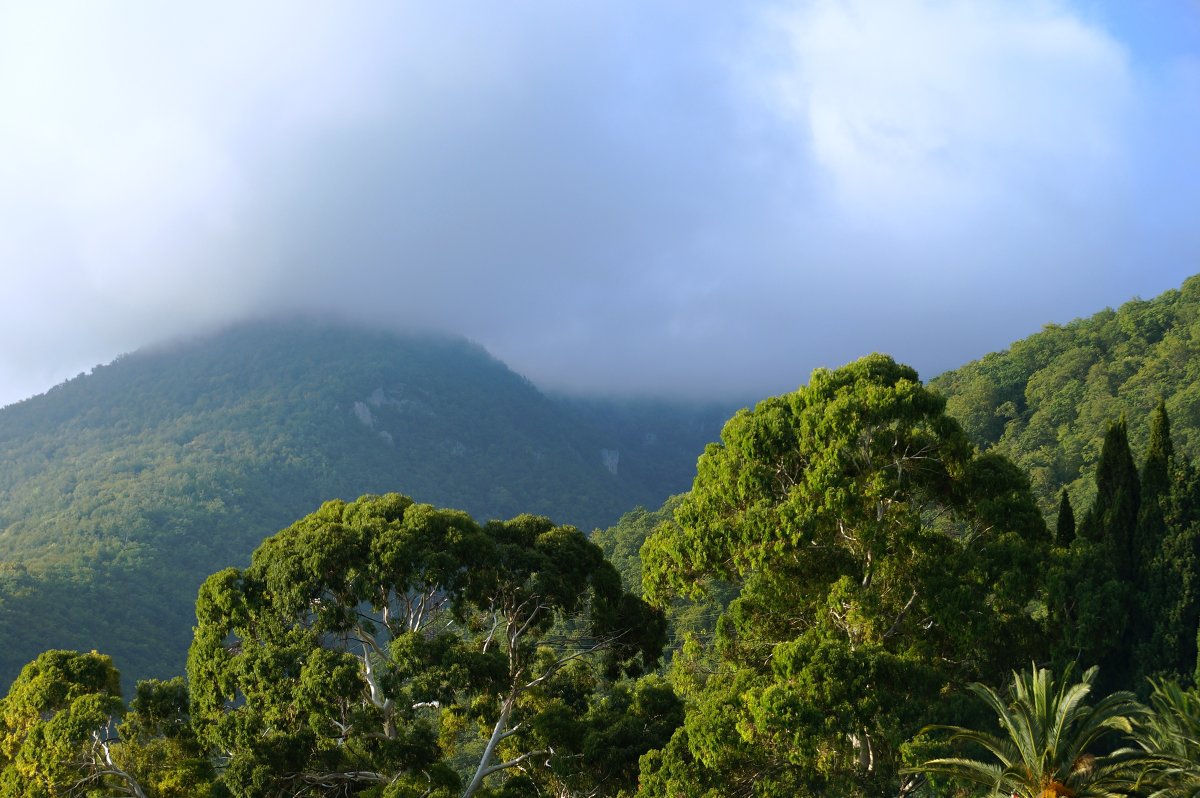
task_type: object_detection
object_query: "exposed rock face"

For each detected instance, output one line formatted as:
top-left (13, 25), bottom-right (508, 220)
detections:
top-left (600, 448), bottom-right (619, 475)
top-left (353, 401), bottom-right (374, 427)
top-left (368, 387), bottom-right (404, 408)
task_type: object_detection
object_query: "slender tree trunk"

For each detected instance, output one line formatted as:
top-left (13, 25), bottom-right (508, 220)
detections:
top-left (463, 694), bottom-right (515, 798)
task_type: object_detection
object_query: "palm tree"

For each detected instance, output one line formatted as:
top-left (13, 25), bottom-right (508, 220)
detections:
top-left (1132, 679), bottom-right (1200, 798)
top-left (910, 664), bottom-right (1157, 797)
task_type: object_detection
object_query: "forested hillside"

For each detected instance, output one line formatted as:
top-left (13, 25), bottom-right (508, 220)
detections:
top-left (9, 343), bottom-right (1200, 796)
top-left (0, 320), bottom-right (733, 688)
top-left (933, 274), bottom-right (1200, 514)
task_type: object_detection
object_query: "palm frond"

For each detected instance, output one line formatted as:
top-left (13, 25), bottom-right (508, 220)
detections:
top-left (911, 664), bottom-right (1153, 798)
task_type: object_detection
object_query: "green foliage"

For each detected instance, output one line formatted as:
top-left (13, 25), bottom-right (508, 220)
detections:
top-left (187, 493), bottom-right (672, 797)
top-left (939, 283), bottom-right (1200, 688)
top-left (933, 275), bottom-right (1200, 516)
top-left (640, 354), bottom-right (1049, 796)
top-left (1133, 403), bottom-right (1200, 688)
top-left (1133, 679), bottom-right (1200, 797)
top-left (591, 496), bottom-right (685, 595)
top-left (113, 678), bottom-right (215, 797)
top-left (1064, 419), bottom-right (1141, 692)
top-left (1044, 403), bottom-right (1200, 693)
top-left (0, 649), bottom-right (126, 797)
top-left (0, 320), bottom-right (728, 689)
top-left (512, 674), bottom-right (683, 798)
top-left (1081, 418), bottom-right (1141, 577)
top-left (1056, 488), bottom-right (1076, 546)
top-left (593, 496), bottom-right (742, 712)
top-left (13, 278), bottom-right (1200, 792)
top-left (912, 664), bottom-right (1155, 798)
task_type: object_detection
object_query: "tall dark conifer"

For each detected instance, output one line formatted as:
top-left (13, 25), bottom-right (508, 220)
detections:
top-left (1163, 454), bottom-right (1200, 683)
top-left (1138, 400), bottom-right (1173, 567)
top-left (1075, 416), bottom-right (1140, 691)
top-left (1056, 488), bottom-right (1075, 547)
top-left (1135, 401), bottom-right (1180, 683)
top-left (1085, 416), bottom-right (1141, 582)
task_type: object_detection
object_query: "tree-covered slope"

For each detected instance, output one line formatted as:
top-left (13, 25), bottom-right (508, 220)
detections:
top-left (932, 273), bottom-right (1200, 514)
top-left (0, 320), bottom-right (732, 688)
top-left (592, 495), bottom-right (685, 595)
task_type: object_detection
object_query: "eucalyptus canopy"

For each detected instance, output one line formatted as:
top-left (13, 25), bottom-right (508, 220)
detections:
top-left (0, 650), bottom-right (130, 798)
top-left (188, 493), bottom-right (668, 798)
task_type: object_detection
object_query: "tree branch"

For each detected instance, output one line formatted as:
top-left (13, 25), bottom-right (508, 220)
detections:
top-left (481, 747), bottom-right (552, 778)
top-left (881, 589), bottom-right (919, 642)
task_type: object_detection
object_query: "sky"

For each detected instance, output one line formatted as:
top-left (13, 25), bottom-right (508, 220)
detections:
top-left (0, 1), bottom-right (1198, 407)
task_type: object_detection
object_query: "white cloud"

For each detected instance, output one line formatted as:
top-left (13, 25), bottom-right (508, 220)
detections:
top-left (758, 0), bottom-right (1132, 221)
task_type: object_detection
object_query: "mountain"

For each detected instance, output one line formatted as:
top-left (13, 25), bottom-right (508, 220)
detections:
top-left (932, 274), bottom-right (1200, 514)
top-left (0, 320), bottom-right (735, 688)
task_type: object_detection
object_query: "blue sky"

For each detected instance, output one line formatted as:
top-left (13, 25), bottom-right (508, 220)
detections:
top-left (0, 1), bottom-right (1197, 407)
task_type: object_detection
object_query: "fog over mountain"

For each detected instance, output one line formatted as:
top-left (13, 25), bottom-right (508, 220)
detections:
top-left (1, 1), bottom-right (1197, 407)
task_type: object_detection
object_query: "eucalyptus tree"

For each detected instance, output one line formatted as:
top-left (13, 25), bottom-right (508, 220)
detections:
top-left (112, 677), bottom-right (214, 798)
top-left (188, 493), bottom-right (668, 798)
top-left (912, 664), bottom-right (1155, 798)
top-left (0, 649), bottom-right (142, 798)
top-left (638, 355), bottom-right (1049, 796)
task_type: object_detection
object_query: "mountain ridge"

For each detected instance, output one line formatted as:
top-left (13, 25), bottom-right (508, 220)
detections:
top-left (0, 319), bottom-right (735, 687)
top-left (932, 273), bottom-right (1200, 514)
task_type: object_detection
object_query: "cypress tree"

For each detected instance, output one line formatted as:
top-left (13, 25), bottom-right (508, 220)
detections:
top-left (1144, 400), bottom-right (1174, 483)
top-left (1135, 401), bottom-right (1182, 682)
top-left (1087, 416), bottom-right (1141, 582)
top-left (1056, 488), bottom-right (1075, 547)
top-left (1077, 416), bottom-right (1140, 691)
top-left (1138, 399), bottom-right (1173, 569)
top-left (1167, 455), bottom-right (1200, 682)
